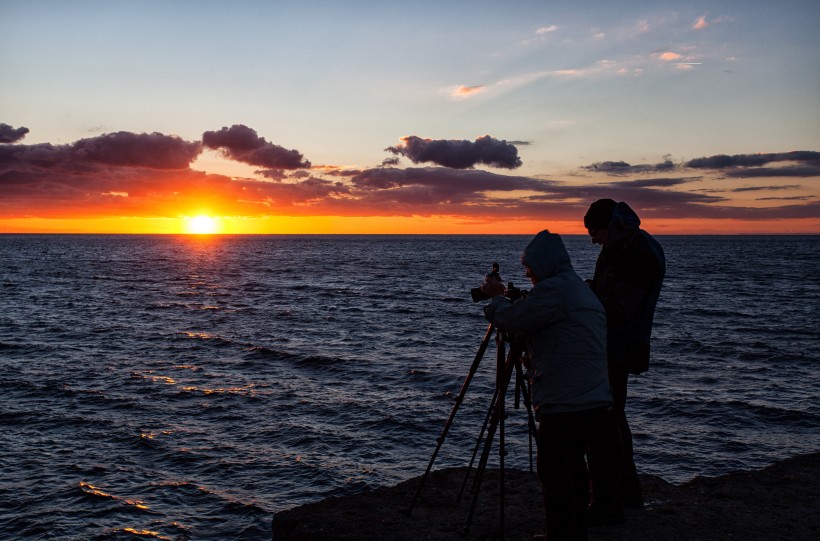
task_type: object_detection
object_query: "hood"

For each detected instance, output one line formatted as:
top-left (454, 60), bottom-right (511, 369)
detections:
top-left (521, 230), bottom-right (574, 281)
top-left (608, 202), bottom-right (641, 244)
top-left (610, 202), bottom-right (641, 230)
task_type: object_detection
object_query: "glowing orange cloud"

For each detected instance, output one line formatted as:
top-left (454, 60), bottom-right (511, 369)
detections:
top-left (657, 51), bottom-right (683, 61)
top-left (452, 85), bottom-right (485, 98)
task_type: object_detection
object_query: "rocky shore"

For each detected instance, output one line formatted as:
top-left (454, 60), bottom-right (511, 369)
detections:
top-left (272, 452), bottom-right (819, 540)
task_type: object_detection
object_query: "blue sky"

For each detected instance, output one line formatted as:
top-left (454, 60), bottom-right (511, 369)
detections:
top-left (1, 0), bottom-right (819, 233)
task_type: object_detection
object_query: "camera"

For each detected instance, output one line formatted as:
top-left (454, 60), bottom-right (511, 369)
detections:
top-left (470, 286), bottom-right (491, 303)
top-left (470, 263), bottom-right (527, 302)
top-left (471, 262), bottom-right (501, 302)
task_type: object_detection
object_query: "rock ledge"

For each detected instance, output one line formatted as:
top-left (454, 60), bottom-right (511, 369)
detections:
top-left (273, 452), bottom-right (820, 540)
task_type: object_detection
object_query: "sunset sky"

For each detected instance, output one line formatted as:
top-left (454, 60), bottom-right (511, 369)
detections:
top-left (1, 0), bottom-right (818, 234)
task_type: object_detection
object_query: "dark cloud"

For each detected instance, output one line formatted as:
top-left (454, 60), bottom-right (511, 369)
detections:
top-left (756, 195), bottom-right (813, 201)
top-left (583, 152), bottom-right (820, 191)
top-left (681, 201), bottom-right (820, 220)
top-left (350, 167), bottom-right (553, 192)
top-left (202, 124), bottom-right (311, 170)
top-left (385, 135), bottom-right (523, 169)
top-left (238, 176), bottom-right (350, 207)
top-left (0, 132), bottom-right (201, 170)
top-left (585, 152), bottom-right (820, 177)
top-left (0, 143), bottom-right (64, 168)
top-left (323, 167), bottom-right (364, 177)
top-left (380, 157), bottom-right (400, 167)
top-left (72, 132), bottom-right (201, 169)
top-left (335, 167), bottom-right (568, 215)
top-left (730, 185), bottom-right (801, 192)
top-left (0, 123), bottom-right (29, 144)
top-left (583, 159), bottom-right (675, 176)
top-left (601, 177), bottom-right (700, 188)
top-left (257, 169), bottom-right (288, 181)
top-left (722, 166), bottom-right (820, 178)
top-left (0, 131), bottom-right (208, 218)
top-left (685, 151), bottom-right (820, 169)
top-left (338, 167), bottom-right (733, 221)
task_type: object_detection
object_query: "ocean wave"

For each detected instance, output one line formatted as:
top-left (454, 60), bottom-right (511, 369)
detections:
top-left (2, 234), bottom-right (818, 539)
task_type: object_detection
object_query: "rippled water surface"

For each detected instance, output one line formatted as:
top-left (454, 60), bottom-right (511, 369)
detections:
top-left (1, 234), bottom-right (818, 539)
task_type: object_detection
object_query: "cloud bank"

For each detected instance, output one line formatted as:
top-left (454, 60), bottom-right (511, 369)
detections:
top-left (685, 151), bottom-right (820, 169)
top-left (1, 124), bottom-right (817, 226)
top-left (585, 152), bottom-right (820, 179)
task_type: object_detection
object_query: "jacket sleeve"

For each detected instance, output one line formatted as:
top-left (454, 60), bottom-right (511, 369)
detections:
top-left (483, 288), bottom-right (565, 335)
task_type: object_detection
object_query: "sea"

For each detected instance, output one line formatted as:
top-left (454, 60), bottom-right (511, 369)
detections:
top-left (1, 234), bottom-right (818, 540)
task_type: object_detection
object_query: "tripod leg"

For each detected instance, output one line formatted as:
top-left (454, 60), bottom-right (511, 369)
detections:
top-left (468, 335), bottom-right (507, 499)
top-left (407, 324), bottom-right (495, 515)
top-left (464, 341), bottom-right (521, 533)
top-left (516, 361), bottom-right (539, 473)
top-left (499, 349), bottom-right (507, 538)
top-left (456, 384), bottom-right (499, 502)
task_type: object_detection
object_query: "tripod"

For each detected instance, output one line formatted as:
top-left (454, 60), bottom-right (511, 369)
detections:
top-left (407, 323), bottom-right (539, 538)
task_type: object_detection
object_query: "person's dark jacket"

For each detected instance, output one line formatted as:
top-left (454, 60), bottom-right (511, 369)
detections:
top-left (590, 203), bottom-right (665, 374)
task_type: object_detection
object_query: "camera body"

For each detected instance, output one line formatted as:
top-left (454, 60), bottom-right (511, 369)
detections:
top-left (470, 286), bottom-right (491, 303)
top-left (471, 263), bottom-right (527, 302)
top-left (505, 284), bottom-right (525, 301)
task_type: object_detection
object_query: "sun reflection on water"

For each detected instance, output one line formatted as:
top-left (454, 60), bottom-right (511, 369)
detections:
top-left (79, 482), bottom-right (150, 510)
top-left (118, 527), bottom-right (170, 540)
top-left (133, 368), bottom-right (263, 398)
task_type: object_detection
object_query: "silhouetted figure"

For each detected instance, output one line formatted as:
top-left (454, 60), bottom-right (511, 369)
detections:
top-left (482, 231), bottom-right (612, 540)
top-left (583, 199), bottom-right (666, 524)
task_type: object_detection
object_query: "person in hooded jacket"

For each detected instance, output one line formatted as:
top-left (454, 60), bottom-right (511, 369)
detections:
top-left (481, 230), bottom-right (612, 541)
top-left (583, 199), bottom-right (666, 520)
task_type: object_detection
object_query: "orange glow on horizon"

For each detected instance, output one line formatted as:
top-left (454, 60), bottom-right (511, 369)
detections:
top-left (0, 215), bottom-right (817, 235)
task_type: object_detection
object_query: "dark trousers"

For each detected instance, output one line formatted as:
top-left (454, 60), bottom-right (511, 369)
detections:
top-left (587, 359), bottom-right (641, 509)
top-left (537, 407), bottom-right (607, 541)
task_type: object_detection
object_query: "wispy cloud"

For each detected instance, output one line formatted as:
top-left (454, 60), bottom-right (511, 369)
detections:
top-left (693, 15), bottom-right (709, 30)
top-left (448, 60), bottom-right (626, 101)
top-left (729, 185), bottom-right (802, 193)
top-left (693, 14), bottom-right (734, 30)
top-left (450, 85), bottom-right (486, 99)
top-left (636, 19), bottom-right (651, 33)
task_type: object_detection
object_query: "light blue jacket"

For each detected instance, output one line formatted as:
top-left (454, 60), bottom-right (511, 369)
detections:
top-left (484, 231), bottom-right (612, 415)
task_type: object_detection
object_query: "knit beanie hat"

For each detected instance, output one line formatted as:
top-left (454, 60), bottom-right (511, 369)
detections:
top-left (583, 199), bottom-right (618, 230)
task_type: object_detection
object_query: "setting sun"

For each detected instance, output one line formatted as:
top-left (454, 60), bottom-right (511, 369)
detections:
top-left (185, 215), bottom-right (221, 235)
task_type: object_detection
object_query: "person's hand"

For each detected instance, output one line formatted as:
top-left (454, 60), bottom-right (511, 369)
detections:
top-left (480, 278), bottom-right (505, 298)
